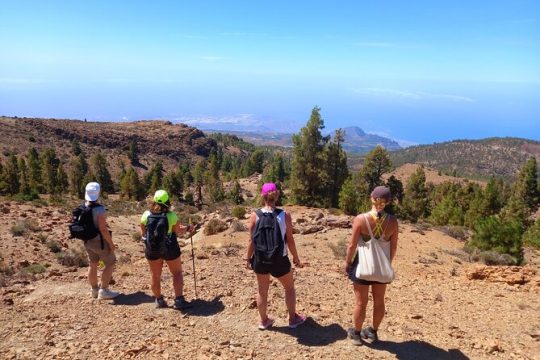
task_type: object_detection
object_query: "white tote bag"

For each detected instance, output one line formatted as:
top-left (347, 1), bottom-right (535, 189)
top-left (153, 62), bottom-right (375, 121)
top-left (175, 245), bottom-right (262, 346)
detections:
top-left (355, 215), bottom-right (395, 283)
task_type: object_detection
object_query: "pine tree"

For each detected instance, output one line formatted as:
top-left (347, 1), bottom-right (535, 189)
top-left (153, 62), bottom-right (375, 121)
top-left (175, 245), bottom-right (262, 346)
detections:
top-left (0, 159), bottom-right (6, 194)
top-left (69, 153), bottom-right (89, 198)
top-left (430, 193), bottom-right (463, 226)
top-left (338, 177), bottom-right (360, 215)
top-left (290, 106), bottom-right (329, 206)
top-left (402, 166), bottom-right (429, 222)
top-left (193, 160), bottom-right (206, 208)
top-left (127, 139), bottom-right (139, 165)
top-left (323, 129), bottom-right (349, 208)
top-left (228, 179), bottom-right (244, 205)
top-left (55, 162), bottom-right (69, 193)
top-left (5, 154), bottom-right (20, 195)
top-left (469, 216), bottom-right (524, 264)
top-left (17, 157), bottom-right (31, 196)
top-left (359, 145), bottom-right (392, 193)
top-left (144, 161), bottom-right (164, 195)
top-left (515, 157), bottom-right (539, 210)
top-left (90, 151), bottom-right (114, 193)
top-left (120, 167), bottom-right (143, 200)
top-left (163, 168), bottom-right (183, 200)
top-left (386, 175), bottom-right (404, 202)
top-left (481, 177), bottom-right (503, 215)
top-left (26, 148), bottom-right (42, 193)
top-left (41, 149), bottom-right (60, 194)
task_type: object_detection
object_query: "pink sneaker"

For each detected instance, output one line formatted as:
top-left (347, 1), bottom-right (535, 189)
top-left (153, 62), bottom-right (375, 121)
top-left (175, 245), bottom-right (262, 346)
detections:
top-left (288, 313), bottom-right (307, 329)
top-left (258, 317), bottom-right (275, 330)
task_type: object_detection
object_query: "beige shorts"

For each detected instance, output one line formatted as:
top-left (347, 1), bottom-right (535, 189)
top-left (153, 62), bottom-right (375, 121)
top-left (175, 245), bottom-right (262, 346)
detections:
top-left (84, 236), bottom-right (116, 266)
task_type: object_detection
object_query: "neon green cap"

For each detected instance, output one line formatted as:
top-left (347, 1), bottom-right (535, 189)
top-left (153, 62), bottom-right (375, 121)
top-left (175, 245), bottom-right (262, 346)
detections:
top-left (153, 190), bottom-right (169, 204)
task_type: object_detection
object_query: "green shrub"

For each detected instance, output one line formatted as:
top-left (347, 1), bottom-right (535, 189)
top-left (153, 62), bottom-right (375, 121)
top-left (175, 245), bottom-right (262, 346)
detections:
top-left (46, 239), bottom-right (62, 253)
top-left (22, 263), bottom-right (47, 274)
top-left (10, 223), bottom-right (27, 237)
top-left (468, 216), bottom-right (524, 264)
top-left (56, 247), bottom-right (88, 267)
top-left (204, 219), bottom-right (228, 235)
top-left (131, 232), bottom-right (142, 242)
top-left (232, 206), bottom-right (246, 219)
top-left (479, 251), bottom-right (516, 266)
top-left (522, 220), bottom-right (540, 249)
top-left (439, 225), bottom-right (468, 241)
top-left (328, 238), bottom-right (348, 259)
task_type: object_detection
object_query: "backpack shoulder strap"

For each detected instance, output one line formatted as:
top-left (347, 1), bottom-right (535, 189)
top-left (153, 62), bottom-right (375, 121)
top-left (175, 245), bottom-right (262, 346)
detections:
top-left (255, 209), bottom-right (264, 218)
top-left (273, 208), bottom-right (283, 216)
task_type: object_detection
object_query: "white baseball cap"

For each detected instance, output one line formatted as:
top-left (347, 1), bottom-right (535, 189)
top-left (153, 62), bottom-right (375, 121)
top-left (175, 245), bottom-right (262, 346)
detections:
top-left (85, 182), bottom-right (101, 201)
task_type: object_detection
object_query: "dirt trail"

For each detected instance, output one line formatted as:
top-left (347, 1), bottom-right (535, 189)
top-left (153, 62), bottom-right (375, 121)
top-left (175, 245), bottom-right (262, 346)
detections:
top-left (1, 202), bottom-right (539, 359)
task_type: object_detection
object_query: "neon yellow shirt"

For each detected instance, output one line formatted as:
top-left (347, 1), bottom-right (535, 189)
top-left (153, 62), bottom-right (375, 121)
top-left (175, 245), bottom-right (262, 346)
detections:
top-left (140, 210), bottom-right (178, 235)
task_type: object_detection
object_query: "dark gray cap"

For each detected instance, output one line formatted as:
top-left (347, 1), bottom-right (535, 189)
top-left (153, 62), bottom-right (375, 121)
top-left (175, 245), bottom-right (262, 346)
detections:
top-left (371, 186), bottom-right (391, 201)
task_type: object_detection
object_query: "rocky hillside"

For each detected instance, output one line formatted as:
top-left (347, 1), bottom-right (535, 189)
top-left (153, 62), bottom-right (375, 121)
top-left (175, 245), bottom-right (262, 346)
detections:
top-left (0, 116), bottom-right (217, 171)
top-left (390, 137), bottom-right (540, 180)
top-left (1, 191), bottom-right (539, 359)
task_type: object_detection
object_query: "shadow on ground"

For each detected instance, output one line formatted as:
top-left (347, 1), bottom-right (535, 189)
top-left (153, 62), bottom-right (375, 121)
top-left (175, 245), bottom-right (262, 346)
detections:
top-left (269, 317), bottom-right (347, 346)
top-left (369, 340), bottom-right (470, 360)
top-left (180, 296), bottom-right (225, 317)
top-left (112, 291), bottom-right (154, 306)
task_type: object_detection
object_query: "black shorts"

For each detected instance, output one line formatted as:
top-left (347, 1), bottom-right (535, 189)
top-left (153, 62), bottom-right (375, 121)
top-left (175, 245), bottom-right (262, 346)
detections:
top-left (145, 235), bottom-right (181, 261)
top-left (348, 255), bottom-right (389, 286)
top-left (252, 255), bottom-right (291, 278)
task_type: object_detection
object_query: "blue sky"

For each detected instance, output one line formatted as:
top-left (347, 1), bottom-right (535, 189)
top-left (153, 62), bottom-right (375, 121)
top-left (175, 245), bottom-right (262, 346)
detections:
top-left (0, 0), bottom-right (539, 144)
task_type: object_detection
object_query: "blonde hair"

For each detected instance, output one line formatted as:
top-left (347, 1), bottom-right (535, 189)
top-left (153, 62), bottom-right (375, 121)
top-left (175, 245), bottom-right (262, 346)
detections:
top-left (261, 190), bottom-right (279, 206)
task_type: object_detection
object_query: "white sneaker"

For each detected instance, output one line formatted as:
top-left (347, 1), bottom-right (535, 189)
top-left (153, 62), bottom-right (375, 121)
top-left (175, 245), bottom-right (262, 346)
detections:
top-left (97, 288), bottom-right (120, 300)
top-left (91, 287), bottom-right (99, 299)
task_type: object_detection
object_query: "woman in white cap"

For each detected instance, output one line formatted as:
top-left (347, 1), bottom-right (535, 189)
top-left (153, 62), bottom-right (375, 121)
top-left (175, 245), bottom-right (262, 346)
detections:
top-left (344, 186), bottom-right (399, 345)
top-left (140, 190), bottom-right (193, 309)
top-left (83, 182), bottom-right (120, 300)
top-left (245, 182), bottom-right (306, 330)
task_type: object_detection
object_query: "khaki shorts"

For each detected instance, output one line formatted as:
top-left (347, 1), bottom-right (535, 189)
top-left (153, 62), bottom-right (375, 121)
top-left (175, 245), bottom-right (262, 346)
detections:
top-left (84, 236), bottom-right (116, 266)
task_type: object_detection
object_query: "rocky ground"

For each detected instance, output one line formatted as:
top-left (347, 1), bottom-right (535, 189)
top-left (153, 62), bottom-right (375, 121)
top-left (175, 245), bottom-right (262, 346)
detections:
top-left (1, 199), bottom-right (539, 360)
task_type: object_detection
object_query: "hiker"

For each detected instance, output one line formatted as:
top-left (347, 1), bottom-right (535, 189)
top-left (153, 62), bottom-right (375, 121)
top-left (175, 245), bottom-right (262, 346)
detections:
top-left (344, 186), bottom-right (399, 345)
top-left (82, 182), bottom-right (120, 300)
top-left (245, 182), bottom-right (306, 330)
top-left (140, 190), bottom-right (193, 309)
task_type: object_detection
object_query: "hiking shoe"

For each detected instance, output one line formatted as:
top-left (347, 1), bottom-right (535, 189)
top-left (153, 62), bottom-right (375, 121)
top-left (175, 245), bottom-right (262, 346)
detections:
top-left (97, 288), bottom-right (120, 300)
top-left (360, 327), bottom-right (378, 344)
top-left (258, 317), bottom-right (275, 330)
top-left (347, 328), bottom-right (363, 346)
top-left (91, 287), bottom-right (99, 299)
top-left (155, 296), bottom-right (168, 308)
top-left (173, 296), bottom-right (192, 310)
top-left (288, 313), bottom-right (307, 329)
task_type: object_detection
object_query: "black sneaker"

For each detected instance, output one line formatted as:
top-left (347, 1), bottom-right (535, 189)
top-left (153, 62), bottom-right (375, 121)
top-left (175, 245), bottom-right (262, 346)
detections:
top-left (347, 328), bottom-right (363, 346)
top-left (173, 296), bottom-right (192, 310)
top-left (360, 327), bottom-right (378, 344)
top-left (155, 296), bottom-right (168, 309)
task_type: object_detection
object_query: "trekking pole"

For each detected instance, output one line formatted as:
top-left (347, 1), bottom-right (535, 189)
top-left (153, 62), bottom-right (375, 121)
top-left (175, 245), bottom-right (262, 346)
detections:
top-left (189, 218), bottom-right (198, 299)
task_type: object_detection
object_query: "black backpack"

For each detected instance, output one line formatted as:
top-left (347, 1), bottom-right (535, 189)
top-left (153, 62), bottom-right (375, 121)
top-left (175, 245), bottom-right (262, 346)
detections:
top-left (145, 212), bottom-right (169, 256)
top-left (69, 203), bottom-right (100, 241)
top-left (252, 209), bottom-right (285, 264)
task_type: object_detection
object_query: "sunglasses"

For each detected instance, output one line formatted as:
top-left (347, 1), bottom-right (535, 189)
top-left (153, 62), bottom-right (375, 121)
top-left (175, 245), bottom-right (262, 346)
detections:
top-left (372, 198), bottom-right (389, 206)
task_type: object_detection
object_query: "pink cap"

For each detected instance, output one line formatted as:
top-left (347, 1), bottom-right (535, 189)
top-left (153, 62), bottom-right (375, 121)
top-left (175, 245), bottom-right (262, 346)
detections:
top-left (261, 182), bottom-right (277, 195)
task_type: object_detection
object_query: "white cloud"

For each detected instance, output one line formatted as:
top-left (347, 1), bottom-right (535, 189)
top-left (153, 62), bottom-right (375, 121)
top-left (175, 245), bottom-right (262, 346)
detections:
top-left (351, 88), bottom-right (475, 103)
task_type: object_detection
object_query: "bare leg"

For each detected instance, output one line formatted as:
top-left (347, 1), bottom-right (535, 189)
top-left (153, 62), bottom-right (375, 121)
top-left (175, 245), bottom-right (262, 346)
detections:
top-left (276, 270), bottom-right (296, 321)
top-left (88, 262), bottom-right (98, 288)
top-left (371, 284), bottom-right (387, 330)
top-left (148, 259), bottom-right (164, 298)
top-left (353, 284), bottom-right (369, 331)
top-left (166, 257), bottom-right (184, 297)
top-left (100, 263), bottom-right (115, 289)
top-left (256, 273), bottom-right (271, 321)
